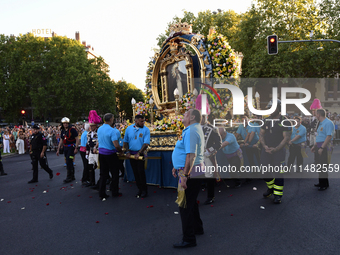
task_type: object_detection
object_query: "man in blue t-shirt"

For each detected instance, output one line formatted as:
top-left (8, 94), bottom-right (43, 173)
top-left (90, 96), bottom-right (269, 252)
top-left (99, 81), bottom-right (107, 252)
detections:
top-left (311, 109), bottom-right (335, 190)
top-left (172, 109), bottom-right (204, 248)
top-left (124, 115), bottom-right (150, 198)
top-left (97, 113), bottom-right (123, 200)
top-left (287, 116), bottom-right (307, 169)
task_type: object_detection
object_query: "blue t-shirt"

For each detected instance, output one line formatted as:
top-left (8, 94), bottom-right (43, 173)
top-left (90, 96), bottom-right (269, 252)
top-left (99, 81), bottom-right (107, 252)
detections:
top-left (316, 118), bottom-right (335, 143)
top-left (172, 123), bottom-right (204, 169)
top-left (118, 137), bottom-right (123, 147)
top-left (222, 132), bottom-right (240, 154)
top-left (236, 124), bottom-right (247, 140)
top-left (246, 125), bottom-right (259, 146)
top-left (291, 125), bottom-right (306, 144)
top-left (123, 125), bottom-right (150, 151)
top-left (80, 131), bottom-right (88, 147)
top-left (97, 124), bottom-right (120, 150)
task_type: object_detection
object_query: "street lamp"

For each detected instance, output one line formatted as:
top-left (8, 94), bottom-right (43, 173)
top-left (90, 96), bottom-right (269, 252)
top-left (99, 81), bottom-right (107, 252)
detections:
top-left (131, 98), bottom-right (136, 120)
top-left (149, 98), bottom-right (154, 124)
top-left (174, 88), bottom-right (179, 114)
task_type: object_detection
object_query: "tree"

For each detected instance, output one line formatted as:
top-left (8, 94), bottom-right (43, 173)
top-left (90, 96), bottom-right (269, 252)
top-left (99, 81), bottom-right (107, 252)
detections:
top-left (0, 33), bottom-right (116, 123)
top-left (115, 80), bottom-right (144, 121)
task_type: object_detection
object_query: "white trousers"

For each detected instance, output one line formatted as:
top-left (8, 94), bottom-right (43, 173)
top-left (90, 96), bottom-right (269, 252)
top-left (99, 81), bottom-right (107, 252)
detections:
top-left (3, 140), bottom-right (10, 153)
top-left (16, 139), bottom-right (25, 154)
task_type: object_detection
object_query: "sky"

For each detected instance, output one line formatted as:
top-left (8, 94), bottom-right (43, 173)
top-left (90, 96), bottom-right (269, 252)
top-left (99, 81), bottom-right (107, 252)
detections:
top-left (0, 0), bottom-right (254, 91)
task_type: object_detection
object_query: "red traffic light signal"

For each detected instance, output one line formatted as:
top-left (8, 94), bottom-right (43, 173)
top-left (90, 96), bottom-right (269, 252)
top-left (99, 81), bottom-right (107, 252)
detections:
top-left (21, 110), bottom-right (26, 114)
top-left (267, 35), bottom-right (278, 55)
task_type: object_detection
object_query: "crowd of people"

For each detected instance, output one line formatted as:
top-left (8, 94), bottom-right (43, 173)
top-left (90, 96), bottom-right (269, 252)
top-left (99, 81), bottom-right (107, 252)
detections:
top-left (0, 98), bottom-right (337, 248)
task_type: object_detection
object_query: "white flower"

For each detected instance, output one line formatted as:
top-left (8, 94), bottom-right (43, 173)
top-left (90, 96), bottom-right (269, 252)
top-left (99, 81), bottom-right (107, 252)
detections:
top-left (216, 64), bottom-right (219, 66)
top-left (219, 47), bottom-right (222, 50)
top-left (224, 104), bottom-right (227, 107)
top-left (223, 63), bottom-right (226, 66)
top-left (217, 105), bottom-right (220, 108)
top-left (211, 49), bottom-right (214, 52)
top-left (221, 75), bottom-right (224, 78)
top-left (208, 44), bottom-right (211, 47)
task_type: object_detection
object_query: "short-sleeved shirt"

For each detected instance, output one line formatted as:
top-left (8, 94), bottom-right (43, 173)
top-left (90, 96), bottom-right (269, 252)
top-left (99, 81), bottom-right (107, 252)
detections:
top-left (246, 125), bottom-right (259, 146)
top-left (261, 116), bottom-right (292, 148)
top-left (172, 123), bottom-right (204, 169)
top-left (316, 118), bottom-right (335, 142)
top-left (61, 127), bottom-right (78, 145)
top-left (97, 124), bottom-right (120, 151)
top-left (80, 131), bottom-right (88, 147)
top-left (222, 132), bottom-right (240, 154)
top-left (236, 124), bottom-right (247, 140)
top-left (291, 125), bottom-right (306, 144)
top-left (30, 132), bottom-right (47, 151)
top-left (123, 125), bottom-right (150, 152)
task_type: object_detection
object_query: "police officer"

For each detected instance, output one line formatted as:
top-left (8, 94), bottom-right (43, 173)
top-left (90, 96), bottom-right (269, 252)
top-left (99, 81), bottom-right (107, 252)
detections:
top-left (57, 117), bottom-right (79, 183)
top-left (28, 125), bottom-right (53, 183)
top-left (260, 100), bottom-right (291, 204)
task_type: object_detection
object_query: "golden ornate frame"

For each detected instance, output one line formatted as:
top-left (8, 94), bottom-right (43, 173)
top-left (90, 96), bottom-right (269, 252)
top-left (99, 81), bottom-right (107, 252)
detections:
top-left (151, 37), bottom-right (207, 112)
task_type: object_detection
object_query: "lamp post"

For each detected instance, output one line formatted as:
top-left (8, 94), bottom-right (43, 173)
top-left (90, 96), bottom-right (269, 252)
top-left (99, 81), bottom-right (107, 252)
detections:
top-left (255, 92), bottom-right (260, 110)
top-left (149, 98), bottom-right (154, 125)
top-left (174, 88), bottom-right (179, 115)
top-left (131, 97), bottom-right (136, 120)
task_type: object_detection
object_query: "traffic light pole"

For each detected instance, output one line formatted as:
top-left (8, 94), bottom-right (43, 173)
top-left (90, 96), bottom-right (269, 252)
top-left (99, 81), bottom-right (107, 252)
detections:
top-left (278, 39), bottom-right (340, 44)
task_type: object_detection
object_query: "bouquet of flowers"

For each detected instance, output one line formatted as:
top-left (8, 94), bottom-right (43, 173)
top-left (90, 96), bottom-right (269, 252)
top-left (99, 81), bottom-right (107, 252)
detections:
top-left (179, 92), bottom-right (195, 110)
top-left (154, 115), bottom-right (184, 132)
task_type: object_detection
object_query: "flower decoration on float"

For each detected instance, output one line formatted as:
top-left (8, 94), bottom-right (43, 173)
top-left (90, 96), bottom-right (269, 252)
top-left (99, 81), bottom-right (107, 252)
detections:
top-left (120, 120), bottom-right (133, 138)
top-left (154, 115), bottom-right (184, 133)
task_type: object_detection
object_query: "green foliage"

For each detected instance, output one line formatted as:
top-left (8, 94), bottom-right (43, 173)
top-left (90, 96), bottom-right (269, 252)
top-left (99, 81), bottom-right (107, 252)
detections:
top-left (115, 80), bottom-right (145, 121)
top-left (0, 33), bottom-right (115, 123)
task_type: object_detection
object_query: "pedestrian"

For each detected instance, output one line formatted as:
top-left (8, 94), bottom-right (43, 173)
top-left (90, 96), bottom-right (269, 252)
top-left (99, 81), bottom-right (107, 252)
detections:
top-left (260, 100), bottom-right (291, 204)
top-left (80, 123), bottom-right (90, 185)
top-left (287, 116), bottom-right (307, 169)
top-left (123, 114), bottom-right (150, 198)
top-left (311, 109), bottom-right (335, 190)
top-left (172, 109), bottom-right (205, 248)
top-left (86, 110), bottom-right (102, 188)
top-left (3, 131), bottom-right (10, 153)
top-left (56, 117), bottom-right (79, 183)
top-left (28, 125), bottom-right (53, 183)
top-left (97, 113), bottom-right (123, 200)
top-left (16, 128), bottom-right (25, 154)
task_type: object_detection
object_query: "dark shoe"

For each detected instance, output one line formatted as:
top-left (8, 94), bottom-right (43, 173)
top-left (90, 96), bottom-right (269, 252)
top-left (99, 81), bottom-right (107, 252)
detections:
top-left (273, 195), bottom-right (282, 204)
top-left (119, 171), bottom-right (124, 177)
top-left (100, 194), bottom-right (109, 200)
top-left (135, 191), bottom-right (142, 198)
top-left (72, 177), bottom-right (76, 180)
top-left (195, 230), bottom-right (204, 235)
top-left (318, 186), bottom-right (328, 191)
top-left (112, 192), bottom-right (122, 197)
top-left (140, 192), bottom-right (148, 198)
top-left (28, 179), bottom-right (38, 184)
top-left (204, 197), bottom-right (214, 205)
top-left (85, 182), bottom-right (95, 187)
top-left (0, 173), bottom-right (8, 176)
top-left (49, 171), bottom-right (53, 179)
top-left (263, 188), bottom-right (273, 197)
top-left (63, 178), bottom-right (73, 183)
top-left (173, 241), bottom-right (197, 248)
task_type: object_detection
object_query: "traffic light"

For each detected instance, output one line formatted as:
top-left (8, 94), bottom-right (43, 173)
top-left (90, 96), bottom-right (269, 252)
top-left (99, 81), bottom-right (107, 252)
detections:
top-left (21, 110), bottom-right (26, 119)
top-left (267, 35), bottom-right (278, 55)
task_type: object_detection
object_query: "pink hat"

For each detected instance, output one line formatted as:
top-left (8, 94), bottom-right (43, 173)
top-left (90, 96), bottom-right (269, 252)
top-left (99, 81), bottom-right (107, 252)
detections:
top-left (195, 94), bottom-right (211, 115)
top-left (88, 110), bottom-right (102, 125)
top-left (310, 98), bottom-right (322, 110)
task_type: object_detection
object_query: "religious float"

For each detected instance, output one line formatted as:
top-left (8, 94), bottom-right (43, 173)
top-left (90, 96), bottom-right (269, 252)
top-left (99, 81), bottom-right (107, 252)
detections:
top-left (122, 22), bottom-right (244, 188)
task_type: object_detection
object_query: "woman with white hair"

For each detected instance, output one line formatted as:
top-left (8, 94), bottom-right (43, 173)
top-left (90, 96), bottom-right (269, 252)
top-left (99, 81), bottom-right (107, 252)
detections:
top-left (80, 123), bottom-right (90, 185)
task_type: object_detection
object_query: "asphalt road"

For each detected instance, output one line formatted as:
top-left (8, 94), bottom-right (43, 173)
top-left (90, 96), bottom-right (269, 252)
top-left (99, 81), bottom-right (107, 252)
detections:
top-left (1, 148), bottom-right (340, 255)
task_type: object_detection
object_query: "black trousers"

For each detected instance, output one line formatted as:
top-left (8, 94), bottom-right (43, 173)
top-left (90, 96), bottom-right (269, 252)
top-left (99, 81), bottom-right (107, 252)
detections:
top-left (0, 150), bottom-right (5, 174)
top-left (130, 159), bottom-right (147, 192)
top-left (228, 155), bottom-right (241, 185)
top-left (88, 163), bottom-right (96, 185)
top-left (64, 146), bottom-right (75, 180)
top-left (288, 144), bottom-right (303, 169)
top-left (98, 153), bottom-right (120, 197)
top-left (206, 178), bottom-right (215, 198)
top-left (31, 150), bottom-right (52, 181)
top-left (314, 148), bottom-right (329, 187)
top-left (80, 151), bottom-right (89, 182)
top-left (179, 178), bottom-right (203, 243)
